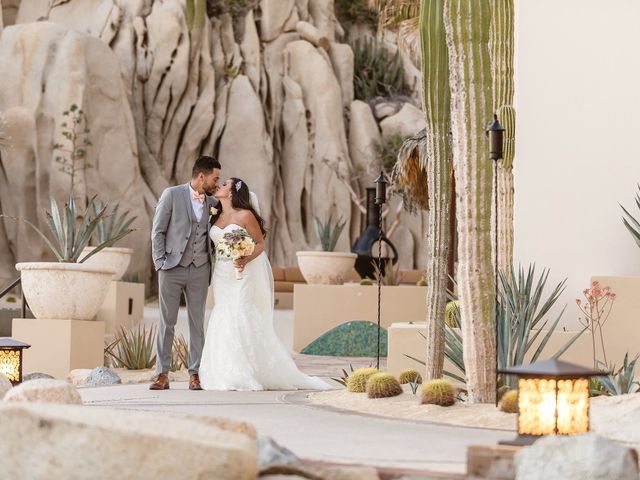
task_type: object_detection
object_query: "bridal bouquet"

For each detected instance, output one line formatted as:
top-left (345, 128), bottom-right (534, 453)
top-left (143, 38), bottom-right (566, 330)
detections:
top-left (216, 229), bottom-right (256, 279)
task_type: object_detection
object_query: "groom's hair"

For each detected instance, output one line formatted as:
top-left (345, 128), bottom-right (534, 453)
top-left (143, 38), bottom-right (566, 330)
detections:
top-left (192, 156), bottom-right (221, 177)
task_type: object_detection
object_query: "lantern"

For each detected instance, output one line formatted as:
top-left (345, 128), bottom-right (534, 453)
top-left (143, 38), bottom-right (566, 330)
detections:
top-left (0, 338), bottom-right (31, 385)
top-left (499, 359), bottom-right (602, 446)
top-left (486, 114), bottom-right (505, 161)
top-left (374, 172), bottom-right (387, 205)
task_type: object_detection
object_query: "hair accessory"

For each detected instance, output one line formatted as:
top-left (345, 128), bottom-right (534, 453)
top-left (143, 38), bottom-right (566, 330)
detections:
top-left (235, 181), bottom-right (242, 192)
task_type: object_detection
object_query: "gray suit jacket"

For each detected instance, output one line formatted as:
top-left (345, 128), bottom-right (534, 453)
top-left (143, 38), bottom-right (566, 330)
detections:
top-left (151, 184), bottom-right (218, 271)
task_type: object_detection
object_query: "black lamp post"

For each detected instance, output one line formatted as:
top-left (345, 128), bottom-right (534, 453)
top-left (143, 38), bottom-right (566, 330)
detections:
top-left (374, 172), bottom-right (387, 370)
top-left (487, 114), bottom-right (505, 405)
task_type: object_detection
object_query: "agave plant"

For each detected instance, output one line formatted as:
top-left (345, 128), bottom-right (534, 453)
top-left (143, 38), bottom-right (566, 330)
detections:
top-left (405, 265), bottom-right (587, 387)
top-left (497, 265), bottom-right (586, 387)
top-left (596, 352), bottom-right (640, 396)
top-left (620, 184), bottom-right (640, 248)
top-left (105, 325), bottom-right (157, 370)
top-left (1, 195), bottom-right (135, 263)
top-left (314, 215), bottom-right (347, 252)
top-left (170, 334), bottom-right (189, 372)
top-left (372, 260), bottom-right (404, 286)
top-left (90, 200), bottom-right (137, 245)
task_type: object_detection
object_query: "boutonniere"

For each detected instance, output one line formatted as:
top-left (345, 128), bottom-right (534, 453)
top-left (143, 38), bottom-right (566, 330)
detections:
top-left (209, 206), bottom-right (218, 216)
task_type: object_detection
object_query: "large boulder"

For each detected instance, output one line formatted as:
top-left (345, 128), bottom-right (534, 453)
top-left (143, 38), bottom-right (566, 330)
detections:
top-left (515, 434), bottom-right (638, 480)
top-left (379, 102), bottom-right (425, 139)
top-left (0, 372), bottom-right (11, 398)
top-left (218, 75), bottom-right (275, 228)
top-left (0, 402), bottom-right (257, 479)
top-left (3, 379), bottom-right (82, 404)
top-left (283, 40), bottom-right (356, 253)
top-left (0, 22), bottom-right (150, 281)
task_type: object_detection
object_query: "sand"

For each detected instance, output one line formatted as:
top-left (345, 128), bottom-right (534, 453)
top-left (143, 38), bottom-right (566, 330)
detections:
top-left (309, 385), bottom-right (517, 430)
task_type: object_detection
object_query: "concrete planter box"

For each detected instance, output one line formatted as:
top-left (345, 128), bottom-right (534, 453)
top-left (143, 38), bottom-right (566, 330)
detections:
top-left (293, 284), bottom-right (426, 352)
top-left (16, 262), bottom-right (116, 321)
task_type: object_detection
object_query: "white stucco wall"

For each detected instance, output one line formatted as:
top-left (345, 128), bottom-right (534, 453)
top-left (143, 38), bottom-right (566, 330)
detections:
top-left (514, 0), bottom-right (640, 328)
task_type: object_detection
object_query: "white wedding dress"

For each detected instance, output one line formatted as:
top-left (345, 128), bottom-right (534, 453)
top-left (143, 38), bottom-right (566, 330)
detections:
top-left (199, 223), bottom-right (331, 391)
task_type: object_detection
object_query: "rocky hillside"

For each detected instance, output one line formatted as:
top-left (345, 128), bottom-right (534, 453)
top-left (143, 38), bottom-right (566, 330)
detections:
top-left (0, 0), bottom-right (427, 284)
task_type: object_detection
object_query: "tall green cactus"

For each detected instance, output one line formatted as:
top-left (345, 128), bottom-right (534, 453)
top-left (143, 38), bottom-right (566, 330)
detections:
top-left (420, 0), bottom-right (451, 381)
top-left (489, 0), bottom-right (516, 279)
top-left (444, 0), bottom-right (496, 403)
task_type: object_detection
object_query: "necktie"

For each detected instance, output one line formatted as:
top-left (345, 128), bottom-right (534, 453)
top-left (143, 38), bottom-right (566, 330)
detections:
top-left (192, 191), bottom-right (205, 203)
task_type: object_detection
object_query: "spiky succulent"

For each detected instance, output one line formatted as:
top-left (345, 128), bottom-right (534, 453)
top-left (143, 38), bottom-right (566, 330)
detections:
top-left (346, 367), bottom-right (378, 393)
top-left (398, 369), bottom-right (422, 385)
top-left (366, 372), bottom-right (403, 399)
top-left (499, 390), bottom-right (518, 413)
top-left (421, 379), bottom-right (456, 407)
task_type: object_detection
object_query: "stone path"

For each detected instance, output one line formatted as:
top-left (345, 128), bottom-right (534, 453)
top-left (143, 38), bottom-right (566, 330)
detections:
top-left (80, 355), bottom-right (510, 477)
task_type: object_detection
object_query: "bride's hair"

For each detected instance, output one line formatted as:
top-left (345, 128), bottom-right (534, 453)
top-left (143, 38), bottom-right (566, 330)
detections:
top-left (225, 178), bottom-right (267, 236)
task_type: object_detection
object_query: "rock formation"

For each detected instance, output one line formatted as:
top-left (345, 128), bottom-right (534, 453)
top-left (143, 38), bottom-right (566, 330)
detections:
top-left (0, 0), bottom-right (427, 283)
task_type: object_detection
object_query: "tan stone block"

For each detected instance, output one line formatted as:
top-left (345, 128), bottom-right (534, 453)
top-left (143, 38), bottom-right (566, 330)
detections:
top-left (12, 318), bottom-right (104, 379)
top-left (292, 285), bottom-right (427, 352)
top-left (95, 281), bottom-right (144, 335)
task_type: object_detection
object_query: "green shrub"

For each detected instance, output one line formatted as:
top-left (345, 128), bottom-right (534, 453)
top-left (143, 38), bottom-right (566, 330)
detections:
top-left (374, 133), bottom-right (406, 172)
top-left (335, 0), bottom-right (378, 28)
top-left (351, 36), bottom-right (406, 100)
top-left (346, 367), bottom-right (378, 392)
top-left (366, 372), bottom-right (403, 398)
top-left (398, 369), bottom-right (422, 385)
top-left (360, 278), bottom-right (374, 286)
top-left (499, 390), bottom-right (518, 413)
top-left (421, 379), bottom-right (456, 407)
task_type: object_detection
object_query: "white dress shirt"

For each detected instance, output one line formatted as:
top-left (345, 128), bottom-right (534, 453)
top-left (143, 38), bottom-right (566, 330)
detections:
top-left (188, 183), bottom-right (204, 222)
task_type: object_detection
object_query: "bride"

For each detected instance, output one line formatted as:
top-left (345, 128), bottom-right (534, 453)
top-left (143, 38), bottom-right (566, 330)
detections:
top-left (199, 177), bottom-right (331, 391)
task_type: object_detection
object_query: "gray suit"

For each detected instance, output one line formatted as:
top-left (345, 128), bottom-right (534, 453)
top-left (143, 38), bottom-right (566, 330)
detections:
top-left (151, 184), bottom-right (217, 375)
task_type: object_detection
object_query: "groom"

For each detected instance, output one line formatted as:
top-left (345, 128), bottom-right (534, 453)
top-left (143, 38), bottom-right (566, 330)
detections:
top-left (150, 156), bottom-right (221, 391)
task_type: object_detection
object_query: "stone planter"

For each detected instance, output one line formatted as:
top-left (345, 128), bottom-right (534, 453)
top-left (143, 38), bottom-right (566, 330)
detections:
top-left (15, 262), bottom-right (116, 321)
top-left (81, 247), bottom-right (133, 281)
top-left (295, 251), bottom-right (357, 285)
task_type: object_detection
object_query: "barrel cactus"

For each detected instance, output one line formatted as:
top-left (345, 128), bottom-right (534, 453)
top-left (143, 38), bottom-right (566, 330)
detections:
top-left (346, 367), bottom-right (378, 393)
top-left (421, 379), bottom-right (456, 406)
top-left (445, 300), bottom-right (460, 327)
top-left (398, 369), bottom-right (423, 385)
top-left (366, 372), bottom-right (403, 399)
top-left (499, 389), bottom-right (518, 413)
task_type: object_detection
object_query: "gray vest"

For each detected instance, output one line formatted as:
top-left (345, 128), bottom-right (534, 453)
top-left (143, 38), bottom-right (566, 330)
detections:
top-left (179, 210), bottom-right (210, 268)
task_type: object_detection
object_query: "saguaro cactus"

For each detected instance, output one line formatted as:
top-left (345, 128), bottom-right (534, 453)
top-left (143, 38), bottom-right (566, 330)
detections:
top-left (420, 0), bottom-right (451, 381)
top-left (444, 0), bottom-right (496, 403)
top-left (489, 0), bottom-right (516, 278)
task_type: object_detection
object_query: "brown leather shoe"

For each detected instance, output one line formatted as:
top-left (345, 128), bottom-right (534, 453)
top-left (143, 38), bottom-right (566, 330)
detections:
top-left (149, 372), bottom-right (170, 390)
top-left (189, 374), bottom-right (203, 391)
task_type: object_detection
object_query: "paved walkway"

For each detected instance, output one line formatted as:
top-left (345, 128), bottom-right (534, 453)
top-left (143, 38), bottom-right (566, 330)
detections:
top-left (80, 356), bottom-right (510, 477)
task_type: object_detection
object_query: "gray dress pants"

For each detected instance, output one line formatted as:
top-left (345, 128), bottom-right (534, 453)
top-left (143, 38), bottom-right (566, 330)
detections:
top-left (156, 262), bottom-right (211, 374)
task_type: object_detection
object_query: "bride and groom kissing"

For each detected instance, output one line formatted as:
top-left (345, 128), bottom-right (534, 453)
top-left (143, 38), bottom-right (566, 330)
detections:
top-left (150, 155), bottom-right (329, 392)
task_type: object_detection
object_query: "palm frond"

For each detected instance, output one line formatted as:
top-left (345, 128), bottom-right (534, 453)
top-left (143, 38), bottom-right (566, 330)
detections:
top-left (390, 129), bottom-right (429, 210)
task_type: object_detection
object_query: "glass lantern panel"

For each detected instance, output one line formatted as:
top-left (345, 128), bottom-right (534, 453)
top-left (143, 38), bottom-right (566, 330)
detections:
top-left (0, 349), bottom-right (20, 383)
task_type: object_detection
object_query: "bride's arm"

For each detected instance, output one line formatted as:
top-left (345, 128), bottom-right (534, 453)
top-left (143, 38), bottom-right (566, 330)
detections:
top-left (234, 211), bottom-right (265, 271)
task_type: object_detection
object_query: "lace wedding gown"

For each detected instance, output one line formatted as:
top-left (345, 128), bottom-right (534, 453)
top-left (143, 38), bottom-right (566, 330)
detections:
top-left (199, 223), bottom-right (331, 391)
